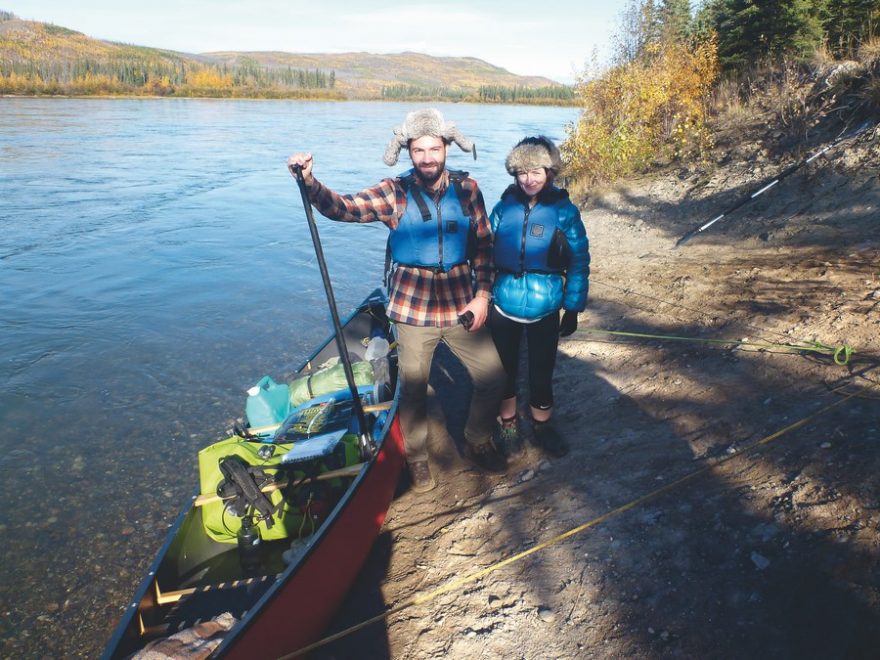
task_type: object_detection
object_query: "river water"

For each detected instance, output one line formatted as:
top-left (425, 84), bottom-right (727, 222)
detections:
top-left (0, 98), bottom-right (578, 655)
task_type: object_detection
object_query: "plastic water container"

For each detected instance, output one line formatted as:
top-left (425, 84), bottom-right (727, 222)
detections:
top-left (245, 376), bottom-right (291, 428)
top-left (364, 336), bottom-right (390, 360)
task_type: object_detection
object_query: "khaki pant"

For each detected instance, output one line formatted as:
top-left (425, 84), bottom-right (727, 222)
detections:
top-left (395, 322), bottom-right (504, 463)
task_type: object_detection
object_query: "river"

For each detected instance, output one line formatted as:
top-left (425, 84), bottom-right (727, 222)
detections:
top-left (0, 97), bottom-right (578, 656)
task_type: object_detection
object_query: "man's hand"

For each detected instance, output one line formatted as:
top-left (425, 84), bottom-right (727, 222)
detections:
top-left (287, 153), bottom-right (314, 186)
top-left (460, 295), bottom-right (490, 331)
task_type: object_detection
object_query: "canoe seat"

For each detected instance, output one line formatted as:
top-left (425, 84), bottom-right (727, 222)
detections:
top-left (146, 574), bottom-right (279, 638)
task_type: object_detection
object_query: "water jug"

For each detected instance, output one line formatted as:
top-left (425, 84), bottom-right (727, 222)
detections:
top-left (245, 376), bottom-right (291, 429)
top-left (364, 336), bottom-right (390, 360)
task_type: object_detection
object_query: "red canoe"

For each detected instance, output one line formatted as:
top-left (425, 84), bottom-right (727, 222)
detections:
top-left (103, 289), bottom-right (405, 658)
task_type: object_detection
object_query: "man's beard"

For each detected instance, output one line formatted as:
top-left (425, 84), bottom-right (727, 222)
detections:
top-left (415, 161), bottom-right (444, 186)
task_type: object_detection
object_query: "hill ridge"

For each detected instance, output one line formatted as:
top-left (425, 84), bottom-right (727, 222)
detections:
top-left (0, 13), bottom-right (569, 100)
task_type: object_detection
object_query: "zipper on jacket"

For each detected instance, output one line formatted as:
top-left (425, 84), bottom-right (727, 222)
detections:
top-left (518, 205), bottom-right (531, 276)
top-left (435, 196), bottom-right (444, 271)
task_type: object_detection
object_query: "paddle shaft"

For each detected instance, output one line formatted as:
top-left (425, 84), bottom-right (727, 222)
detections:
top-left (289, 164), bottom-right (375, 456)
top-left (675, 120), bottom-right (874, 247)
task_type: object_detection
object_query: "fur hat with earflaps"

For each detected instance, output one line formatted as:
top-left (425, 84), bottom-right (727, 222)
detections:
top-left (505, 136), bottom-right (563, 176)
top-left (383, 108), bottom-right (476, 166)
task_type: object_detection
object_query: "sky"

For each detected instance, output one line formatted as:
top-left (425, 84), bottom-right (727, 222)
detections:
top-left (7, 1), bottom-right (625, 84)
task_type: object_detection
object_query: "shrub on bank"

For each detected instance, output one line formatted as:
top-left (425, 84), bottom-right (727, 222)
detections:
top-left (562, 36), bottom-right (719, 185)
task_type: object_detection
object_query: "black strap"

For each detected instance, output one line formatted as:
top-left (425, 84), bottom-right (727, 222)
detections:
top-left (448, 171), bottom-right (471, 217)
top-left (401, 170), bottom-right (471, 220)
top-left (411, 189), bottom-right (433, 222)
top-left (399, 172), bottom-right (432, 222)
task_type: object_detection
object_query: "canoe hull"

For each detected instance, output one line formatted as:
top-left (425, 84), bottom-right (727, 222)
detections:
top-left (102, 290), bottom-right (405, 658)
top-left (219, 415), bottom-right (404, 658)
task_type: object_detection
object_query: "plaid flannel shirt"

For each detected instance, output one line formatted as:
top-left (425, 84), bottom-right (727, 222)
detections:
top-left (306, 170), bottom-right (494, 327)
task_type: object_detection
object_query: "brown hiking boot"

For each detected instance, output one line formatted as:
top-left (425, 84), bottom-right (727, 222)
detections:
top-left (463, 441), bottom-right (508, 473)
top-left (408, 460), bottom-right (436, 493)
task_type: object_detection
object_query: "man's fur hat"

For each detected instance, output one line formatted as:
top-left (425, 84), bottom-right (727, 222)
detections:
top-left (505, 136), bottom-right (563, 176)
top-left (383, 108), bottom-right (476, 166)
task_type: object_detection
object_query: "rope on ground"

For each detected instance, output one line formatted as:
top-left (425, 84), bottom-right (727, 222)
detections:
top-left (589, 278), bottom-right (865, 360)
top-left (568, 326), bottom-right (856, 365)
top-left (278, 390), bottom-right (863, 659)
top-left (831, 384), bottom-right (880, 401)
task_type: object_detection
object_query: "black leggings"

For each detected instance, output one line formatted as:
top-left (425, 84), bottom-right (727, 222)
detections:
top-left (489, 307), bottom-right (559, 410)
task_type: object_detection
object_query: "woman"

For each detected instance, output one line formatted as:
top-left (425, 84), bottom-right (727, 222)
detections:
top-left (489, 136), bottom-right (590, 457)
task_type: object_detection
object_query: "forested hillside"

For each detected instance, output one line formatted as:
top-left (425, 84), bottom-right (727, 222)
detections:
top-left (0, 11), bottom-right (572, 102)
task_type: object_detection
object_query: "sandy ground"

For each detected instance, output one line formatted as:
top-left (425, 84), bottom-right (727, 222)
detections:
top-left (312, 114), bottom-right (880, 659)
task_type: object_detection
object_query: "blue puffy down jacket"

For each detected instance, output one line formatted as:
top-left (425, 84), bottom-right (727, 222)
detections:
top-left (490, 184), bottom-right (590, 320)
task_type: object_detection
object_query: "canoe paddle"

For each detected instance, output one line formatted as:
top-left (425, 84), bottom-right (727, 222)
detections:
top-left (675, 120), bottom-right (874, 248)
top-left (288, 164), bottom-right (376, 460)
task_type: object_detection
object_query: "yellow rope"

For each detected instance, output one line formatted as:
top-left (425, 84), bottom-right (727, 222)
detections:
top-left (279, 390), bottom-right (862, 659)
top-left (587, 279), bottom-right (869, 366)
top-left (569, 327), bottom-right (855, 365)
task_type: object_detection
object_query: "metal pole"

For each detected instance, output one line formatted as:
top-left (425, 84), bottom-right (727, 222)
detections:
top-left (675, 120), bottom-right (873, 248)
top-left (289, 164), bottom-right (375, 458)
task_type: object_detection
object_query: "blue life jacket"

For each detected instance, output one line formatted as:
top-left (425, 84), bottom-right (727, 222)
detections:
top-left (387, 169), bottom-right (474, 272)
top-left (493, 189), bottom-right (570, 275)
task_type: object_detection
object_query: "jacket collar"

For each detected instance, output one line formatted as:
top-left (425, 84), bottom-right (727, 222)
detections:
top-left (501, 183), bottom-right (568, 205)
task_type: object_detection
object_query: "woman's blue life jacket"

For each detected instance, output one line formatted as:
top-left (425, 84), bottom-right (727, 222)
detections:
top-left (490, 184), bottom-right (590, 321)
top-left (386, 169), bottom-right (476, 272)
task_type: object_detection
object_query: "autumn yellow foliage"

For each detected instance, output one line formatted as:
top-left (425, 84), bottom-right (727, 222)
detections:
top-left (562, 36), bottom-right (719, 185)
top-left (187, 67), bottom-right (233, 90)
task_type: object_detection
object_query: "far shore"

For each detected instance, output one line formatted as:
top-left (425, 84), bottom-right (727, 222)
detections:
top-left (0, 93), bottom-right (578, 107)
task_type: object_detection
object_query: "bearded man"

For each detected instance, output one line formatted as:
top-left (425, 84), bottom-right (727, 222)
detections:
top-left (287, 108), bottom-right (507, 492)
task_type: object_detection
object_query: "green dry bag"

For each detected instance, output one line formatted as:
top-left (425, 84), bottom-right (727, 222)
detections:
top-left (288, 359), bottom-right (374, 408)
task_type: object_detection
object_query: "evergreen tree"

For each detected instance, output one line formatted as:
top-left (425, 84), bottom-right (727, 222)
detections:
top-left (821, 0), bottom-right (880, 57)
top-left (691, 0), bottom-right (724, 43)
top-left (614, 0), bottom-right (696, 63)
top-left (714, 0), bottom-right (824, 71)
top-left (660, 0), bottom-right (692, 42)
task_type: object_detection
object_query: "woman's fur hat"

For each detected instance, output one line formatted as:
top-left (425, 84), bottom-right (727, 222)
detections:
top-left (383, 108), bottom-right (476, 166)
top-left (505, 136), bottom-right (563, 176)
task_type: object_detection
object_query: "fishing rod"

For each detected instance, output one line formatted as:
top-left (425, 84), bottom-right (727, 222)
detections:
top-left (675, 120), bottom-right (874, 248)
top-left (289, 164), bottom-right (376, 460)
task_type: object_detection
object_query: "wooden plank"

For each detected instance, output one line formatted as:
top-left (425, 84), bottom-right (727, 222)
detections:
top-left (153, 575), bottom-right (278, 606)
